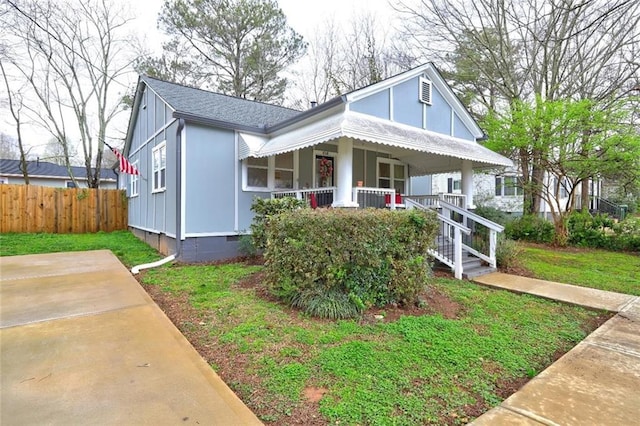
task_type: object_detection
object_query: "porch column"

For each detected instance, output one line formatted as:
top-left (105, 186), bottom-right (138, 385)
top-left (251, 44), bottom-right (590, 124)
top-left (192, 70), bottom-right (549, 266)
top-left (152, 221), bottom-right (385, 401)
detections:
top-left (461, 159), bottom-right (474, 209)
top-left (332, 138), bottom-right (359, 208)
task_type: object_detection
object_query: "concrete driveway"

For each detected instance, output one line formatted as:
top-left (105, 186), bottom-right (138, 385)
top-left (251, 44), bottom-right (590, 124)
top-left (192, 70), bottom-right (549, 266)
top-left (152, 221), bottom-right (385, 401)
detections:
top-left (0, 250), bottom-right (262, 425)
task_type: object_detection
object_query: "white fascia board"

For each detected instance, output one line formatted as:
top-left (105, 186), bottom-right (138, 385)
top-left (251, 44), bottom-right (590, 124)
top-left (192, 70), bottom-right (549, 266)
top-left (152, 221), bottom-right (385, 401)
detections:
top-left (344, 64), bottom-right (433, 103)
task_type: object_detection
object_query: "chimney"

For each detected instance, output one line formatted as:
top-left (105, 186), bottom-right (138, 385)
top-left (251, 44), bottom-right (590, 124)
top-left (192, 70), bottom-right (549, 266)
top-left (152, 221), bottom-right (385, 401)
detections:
top-left (36, 157), bottom-right (40, 167)
top-left (310, 101), bottom-right (318, 108)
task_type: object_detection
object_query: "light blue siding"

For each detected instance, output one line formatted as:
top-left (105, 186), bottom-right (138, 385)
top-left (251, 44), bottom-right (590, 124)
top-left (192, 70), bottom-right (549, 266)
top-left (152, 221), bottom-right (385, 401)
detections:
top-left (453, 113), bottom-right (474, 141)
top-left (184, 124), bottom-right (236, 234)
top-left (392, 77), bottom-right (422, 128)
top-left (351, 89), bottom-right (390, 119)
top-left (127, 88), bottom-right (176, 235)
top-left (410, 176), bottom-right (432, 195)
top-left (425, 86), bottom-right (451, 135)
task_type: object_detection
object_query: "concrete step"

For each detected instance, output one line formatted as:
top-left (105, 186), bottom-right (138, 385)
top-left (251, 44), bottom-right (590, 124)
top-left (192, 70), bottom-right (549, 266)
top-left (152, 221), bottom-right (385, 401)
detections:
top-left (462, 265), bottom-right (497, 279)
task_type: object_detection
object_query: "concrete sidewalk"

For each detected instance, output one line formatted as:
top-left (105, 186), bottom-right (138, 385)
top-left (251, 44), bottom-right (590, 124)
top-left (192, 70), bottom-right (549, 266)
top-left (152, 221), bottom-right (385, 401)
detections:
top-left (471, 272), bottom-right (640, 426)
top-left (0, 250), bottom-right (262, 425)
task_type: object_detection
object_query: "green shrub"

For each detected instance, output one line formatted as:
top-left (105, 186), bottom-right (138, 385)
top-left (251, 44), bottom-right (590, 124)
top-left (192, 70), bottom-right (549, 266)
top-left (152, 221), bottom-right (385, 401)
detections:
top-left (567, 211), bottom-right (614, 248)
top-left (290, 287), bottom-right (363, 320)
top-left (495, 236), bottom-right (523, 269)
top-left (611, 217), bottom-right (640, 252)
top-left (238, 234), bottom-right (258, 257)
top-left (264, 209), bottom-right (439, 318)
top-left (473, 205), bottom-right (510, 226)
top-left (505, 214), bottom-right (555, 243)
top-left (250, 197), bottom-right (308, 249)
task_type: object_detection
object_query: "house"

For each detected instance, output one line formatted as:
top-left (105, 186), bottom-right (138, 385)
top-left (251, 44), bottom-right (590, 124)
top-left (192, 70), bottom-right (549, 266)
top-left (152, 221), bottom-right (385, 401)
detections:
top-left (0, 158), bottom-right (117, 189)
top-left (122, 63), bottom-right (512, 265)
top-left (432, 170), bottom-right (603, 217)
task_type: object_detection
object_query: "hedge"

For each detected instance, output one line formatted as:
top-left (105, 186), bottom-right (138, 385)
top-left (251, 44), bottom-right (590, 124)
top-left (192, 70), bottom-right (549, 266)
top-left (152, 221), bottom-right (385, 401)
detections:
top-left (263, 208), bottom-right (439, 319)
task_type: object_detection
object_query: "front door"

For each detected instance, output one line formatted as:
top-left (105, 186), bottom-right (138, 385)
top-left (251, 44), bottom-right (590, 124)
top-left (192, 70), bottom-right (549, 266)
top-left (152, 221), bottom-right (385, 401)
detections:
top-left (315, 154), bottom-right (335, 188)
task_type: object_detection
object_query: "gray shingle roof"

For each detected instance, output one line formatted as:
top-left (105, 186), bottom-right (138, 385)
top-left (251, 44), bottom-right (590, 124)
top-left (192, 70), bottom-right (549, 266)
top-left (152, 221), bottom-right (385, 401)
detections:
top-left (0, 159), bottom-right (117, 180)
top-left (142, 76), bottom-right (303, 130)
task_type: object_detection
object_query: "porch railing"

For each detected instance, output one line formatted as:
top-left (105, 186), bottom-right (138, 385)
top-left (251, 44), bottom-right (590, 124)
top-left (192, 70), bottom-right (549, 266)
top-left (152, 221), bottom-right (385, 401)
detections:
top-left (352, 187), bottom-right (399, 209)
top-left (271, 187), bottom-right (336, 207)
top-left (405, 193), bottom-right (467, 210)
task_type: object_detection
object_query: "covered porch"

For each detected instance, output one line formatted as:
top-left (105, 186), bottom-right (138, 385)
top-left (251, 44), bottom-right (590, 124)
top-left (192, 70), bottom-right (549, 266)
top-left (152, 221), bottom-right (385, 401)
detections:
top-left (240, 111), bottom-right (512, 211)
top-left (240, 111), bottom-right (512, 279)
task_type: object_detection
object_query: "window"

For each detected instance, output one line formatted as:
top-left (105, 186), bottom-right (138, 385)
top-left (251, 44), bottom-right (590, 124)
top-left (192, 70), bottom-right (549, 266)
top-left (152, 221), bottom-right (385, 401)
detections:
top-left (246, 157), bottom-right (268, 188)
top-left (419, 77), bottom-right (432, 105)
top-left (495, 176), bottom-right (523, 197)
top-left (244, 153), bottom-right (296, 191)
top-left (377, 158), bottom-right (407, 194)
top-left (129, 161), bottom-right (139, 197)
top-left (0, 177), bottom-right (8, 184)
top-left (275, 152), bottom-right (294, 189)
top-left (152, 142), bottom-right (166, 192)
top-left (447, 178), bottom-right (461, 193)
top-left (65, 181), bottom-right (77, 188)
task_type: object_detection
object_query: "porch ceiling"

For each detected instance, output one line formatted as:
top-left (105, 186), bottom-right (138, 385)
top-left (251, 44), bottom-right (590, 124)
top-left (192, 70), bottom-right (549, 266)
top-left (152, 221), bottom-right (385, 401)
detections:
top-left (239, 111), bottom-right (512, 175)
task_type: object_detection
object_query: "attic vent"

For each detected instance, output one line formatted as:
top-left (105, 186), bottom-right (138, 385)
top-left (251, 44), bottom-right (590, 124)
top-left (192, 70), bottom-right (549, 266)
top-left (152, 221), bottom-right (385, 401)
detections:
top-left (419, 77), bottom-right (432, 105)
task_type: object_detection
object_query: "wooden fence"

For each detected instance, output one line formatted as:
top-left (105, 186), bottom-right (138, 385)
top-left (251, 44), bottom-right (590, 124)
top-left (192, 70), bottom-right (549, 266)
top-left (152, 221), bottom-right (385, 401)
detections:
top-left (0, 184), bottom-right (128, 233)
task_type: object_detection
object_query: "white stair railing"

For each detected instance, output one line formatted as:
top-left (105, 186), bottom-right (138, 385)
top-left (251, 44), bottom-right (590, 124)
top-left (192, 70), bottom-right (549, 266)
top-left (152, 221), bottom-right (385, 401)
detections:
top-left (439, 200), bottom-right (504, 269)
top-left (405, 198), bottom-right (471, 279)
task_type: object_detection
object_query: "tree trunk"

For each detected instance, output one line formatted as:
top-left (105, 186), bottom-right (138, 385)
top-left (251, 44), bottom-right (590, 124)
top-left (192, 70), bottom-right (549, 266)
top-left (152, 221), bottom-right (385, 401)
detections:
top-left (581, 179), bottom-right (590, 212)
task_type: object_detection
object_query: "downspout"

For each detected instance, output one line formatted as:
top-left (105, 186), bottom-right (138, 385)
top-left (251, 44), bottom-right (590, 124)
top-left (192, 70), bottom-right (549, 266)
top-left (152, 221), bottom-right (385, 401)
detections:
top-left (131, 119), bottom-right (185, 275)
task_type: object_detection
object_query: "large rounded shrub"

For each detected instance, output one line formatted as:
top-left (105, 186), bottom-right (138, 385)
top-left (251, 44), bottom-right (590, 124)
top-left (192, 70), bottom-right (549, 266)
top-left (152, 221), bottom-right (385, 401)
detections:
top-left (263, 208), bottom-right (439, 319)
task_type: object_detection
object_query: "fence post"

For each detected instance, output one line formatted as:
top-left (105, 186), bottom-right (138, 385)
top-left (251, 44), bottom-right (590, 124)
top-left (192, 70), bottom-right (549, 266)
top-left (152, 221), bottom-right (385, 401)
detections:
top-left (489, 229), bottom-right (497, 269)
top-left (454, 227), bottom-right (463, 279)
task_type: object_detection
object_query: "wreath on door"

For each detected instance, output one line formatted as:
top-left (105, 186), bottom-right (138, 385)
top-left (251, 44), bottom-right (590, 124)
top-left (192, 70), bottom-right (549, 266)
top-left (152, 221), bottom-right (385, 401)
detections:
top-left (319, 158), bottom-right (333, 181)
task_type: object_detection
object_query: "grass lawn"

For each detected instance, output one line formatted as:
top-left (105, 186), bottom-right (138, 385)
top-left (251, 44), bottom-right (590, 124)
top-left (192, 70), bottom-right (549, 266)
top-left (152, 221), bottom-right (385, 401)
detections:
top-left (0, 232), bottom-right (615, 424)
top-left (520, 244), bottom-right (640, 296)
top-left (0, 231), bottom-right (161, 267)
top-left (141, 263), bottom-right (606, 425)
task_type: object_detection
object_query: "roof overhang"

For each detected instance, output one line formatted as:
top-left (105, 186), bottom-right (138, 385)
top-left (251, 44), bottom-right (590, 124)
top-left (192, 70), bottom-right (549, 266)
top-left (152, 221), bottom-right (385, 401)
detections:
top-left (239, 111), bottom-right (512, 175)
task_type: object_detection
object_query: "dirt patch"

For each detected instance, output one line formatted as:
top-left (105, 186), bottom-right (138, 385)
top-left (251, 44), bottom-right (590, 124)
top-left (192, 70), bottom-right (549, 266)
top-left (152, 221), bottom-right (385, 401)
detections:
top-left (303, 387), bottom-right (328, 403)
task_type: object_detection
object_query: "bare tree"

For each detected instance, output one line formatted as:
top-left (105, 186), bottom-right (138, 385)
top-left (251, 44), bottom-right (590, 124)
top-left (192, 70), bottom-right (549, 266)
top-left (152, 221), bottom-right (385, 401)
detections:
top-left (0, 58), bottom-right (31, 183)
top-left (397, 0), bottom-right (640, 214)
top-left (289, 12), bottom-right (412, 109)
top-left (3, 0), bottom-right (134, 188)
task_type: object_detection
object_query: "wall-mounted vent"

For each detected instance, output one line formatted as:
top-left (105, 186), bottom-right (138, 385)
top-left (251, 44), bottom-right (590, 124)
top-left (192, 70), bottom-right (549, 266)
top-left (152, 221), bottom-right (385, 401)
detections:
top-left (419, 77), bottom-right (432, 105)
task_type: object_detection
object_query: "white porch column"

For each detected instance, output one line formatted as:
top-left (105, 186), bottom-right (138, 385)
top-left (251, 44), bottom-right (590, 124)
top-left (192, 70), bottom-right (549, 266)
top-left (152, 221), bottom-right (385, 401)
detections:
top-left (461, 159), bottom-right (474, 209)
top-left (332, 138), bottom-right (359, 208)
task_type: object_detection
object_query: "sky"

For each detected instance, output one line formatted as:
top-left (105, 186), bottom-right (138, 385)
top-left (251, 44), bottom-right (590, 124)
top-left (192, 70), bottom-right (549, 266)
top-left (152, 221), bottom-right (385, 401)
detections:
top-left (2, 0), bottom-right (402, 156)
top-left (131, 0), bottom-right (398, 43)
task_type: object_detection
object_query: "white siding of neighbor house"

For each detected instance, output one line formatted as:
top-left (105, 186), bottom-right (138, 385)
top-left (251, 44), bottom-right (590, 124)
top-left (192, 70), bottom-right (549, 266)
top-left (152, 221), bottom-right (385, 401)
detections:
top-left (0, 176), bottom-right (116, 189)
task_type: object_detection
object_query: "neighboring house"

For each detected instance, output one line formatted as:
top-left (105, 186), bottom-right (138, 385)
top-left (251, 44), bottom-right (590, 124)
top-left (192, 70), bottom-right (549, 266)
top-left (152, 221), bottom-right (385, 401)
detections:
top-left (432, 170), bottom-right (602, 217)
top-left (122, 63), bottom-right (512, 262)
top-left (0, 159), bottom-right (117, 189)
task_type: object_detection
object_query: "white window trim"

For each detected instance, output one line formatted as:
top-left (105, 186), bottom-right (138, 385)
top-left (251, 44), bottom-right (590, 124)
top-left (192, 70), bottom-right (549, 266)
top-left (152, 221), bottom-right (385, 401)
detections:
top-left (376, 157), bottom-right (408, 193)
top-left (242, 152), bottom-right (298, 192)
top-left (496, 175), bottom-right (523, 197)
top-left (0, 177), bottom-right (9, 184)
top-left (152, 141), bottom-right (166, 193)
top-left (129, 160), bottom-right (139, 197)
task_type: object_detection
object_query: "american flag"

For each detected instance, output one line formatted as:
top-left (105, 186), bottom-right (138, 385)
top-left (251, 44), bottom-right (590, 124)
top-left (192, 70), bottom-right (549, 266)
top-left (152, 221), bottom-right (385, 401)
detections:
top-left (108, 144), bottom-right (140, 176)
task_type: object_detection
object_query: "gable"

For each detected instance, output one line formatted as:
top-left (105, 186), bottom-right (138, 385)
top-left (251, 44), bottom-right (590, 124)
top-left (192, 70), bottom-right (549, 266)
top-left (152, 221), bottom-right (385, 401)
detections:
top-left (345, 64), bottom-right (483, 141)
